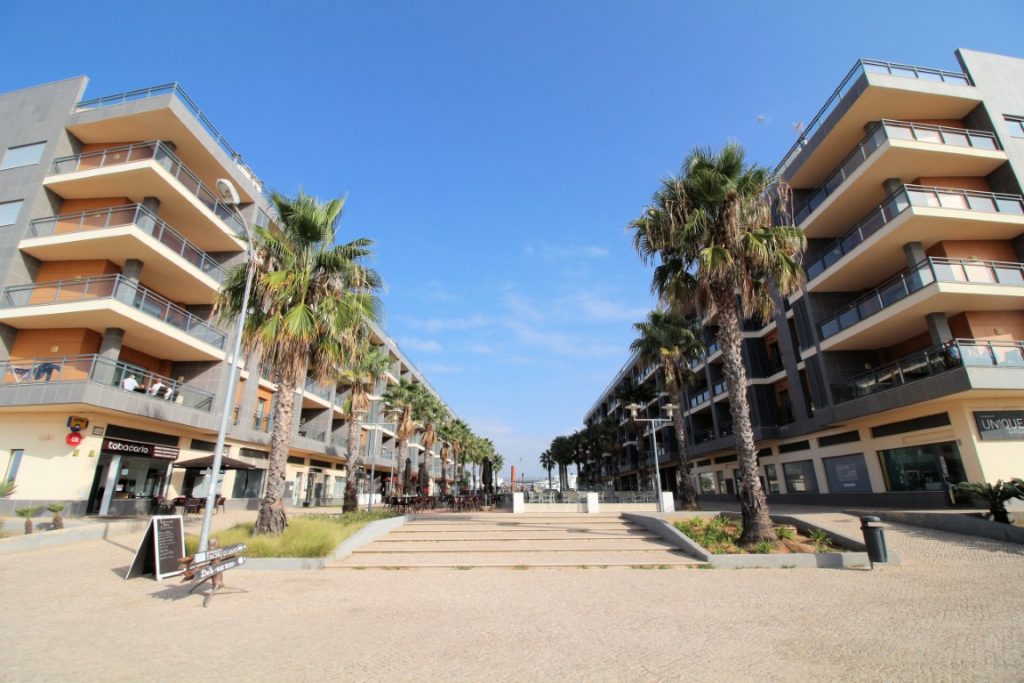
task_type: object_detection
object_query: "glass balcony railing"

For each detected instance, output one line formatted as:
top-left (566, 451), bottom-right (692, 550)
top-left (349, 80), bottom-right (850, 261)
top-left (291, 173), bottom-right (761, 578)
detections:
top-left (298, 425), bottom-right (326, 442)
top-left (776, 59), bottom-right (973, 178)
top-left (50, 141), bottom-right (246, 236)
top-left (688, 388), bottom-right (711, 408)
top-left (303, 377), bottom-right (332, 401)
top-left (0, 354), bottom-right (215, 411)
top-left (0, 274), bottom-right (227, 349)
top-left (28, 204), bottom-right (228, 282)
top-left (793, 121), bottom-right (1000, 224)
top-left (74, 83), bottom-right (270, 205)
top-left (707, 340), bottom-right (721, 355)
top-left (693, 429), bottom-right (715, 444)
top-left (831, 339), bottom-right (1024, 403)
top-left (818, 257), bottom-right (1024, 340)
top-left (806, 186), bottom-right (1024, 280)
top-left (712, 380), bottom-right (728, 396)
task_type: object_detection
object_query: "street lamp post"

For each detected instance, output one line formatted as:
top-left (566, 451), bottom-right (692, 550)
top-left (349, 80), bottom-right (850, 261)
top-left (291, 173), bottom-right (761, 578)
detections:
top-left (197, 178), bottom-right (256, 553)
top-left (363, 414), bottom-right (397, 512)
top-left (626, 402), bottom-right (678, 513)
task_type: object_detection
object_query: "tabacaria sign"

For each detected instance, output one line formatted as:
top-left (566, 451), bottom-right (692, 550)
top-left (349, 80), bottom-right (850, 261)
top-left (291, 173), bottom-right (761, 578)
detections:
top-left (101, 437), bottom-right (180, 460)
top-left (973, 411), bottom-right (1024, 441)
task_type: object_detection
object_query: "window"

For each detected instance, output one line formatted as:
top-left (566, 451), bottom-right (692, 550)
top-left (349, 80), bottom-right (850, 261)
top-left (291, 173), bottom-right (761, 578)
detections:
top-left (878, 441), bottom-right (966, 492)
top-left (4, 449), bottom-right (24, 482)
top-left (783, 460), bottom-right (819, 493)
top-left (231, 469), bottom-right (265, 498)
top-left (1, 142), bottom-right (45, 170)
top-left (765, 464), bottom-right (780, 494)
top-left (698, 472), bottom-right (717, 494)
top-left (0, 199), bottom-right (23, 227)
top-left (1005, 116), bottom-right (1024, 139)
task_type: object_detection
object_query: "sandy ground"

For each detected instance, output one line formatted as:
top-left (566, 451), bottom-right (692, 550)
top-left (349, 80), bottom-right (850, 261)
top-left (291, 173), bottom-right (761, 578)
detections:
top-left (2, 509), bottom-right (1022, 683)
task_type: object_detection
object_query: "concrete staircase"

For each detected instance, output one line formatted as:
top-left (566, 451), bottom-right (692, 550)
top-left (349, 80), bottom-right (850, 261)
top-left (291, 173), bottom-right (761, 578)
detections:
top-left (329, 513), bottom-right (703, 569)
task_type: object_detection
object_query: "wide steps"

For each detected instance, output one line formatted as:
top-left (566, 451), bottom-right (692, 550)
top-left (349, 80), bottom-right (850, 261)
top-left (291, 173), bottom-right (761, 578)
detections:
top-left (355, 538), bottom-right (680, 552)
top-left (335, 549), bottom-right (701, 569)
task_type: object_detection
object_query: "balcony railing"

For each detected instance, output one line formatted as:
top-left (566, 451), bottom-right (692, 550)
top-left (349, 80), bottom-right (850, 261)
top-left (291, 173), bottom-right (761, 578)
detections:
top-left (688, 388), bottom-right (711, 408)
top-left (831, 339), bottom-right (1024, 404)
top-left (805, 186), bottom-right (1024, 280)
top-left (253, 414), bottom-right (273, 432)
top-left (303, 377), bottom-right (332, 401)
top-left (712, 380), bottom-right (728, 396)
top-left (74, 83), bottom-right (270, 204)
top-left (775, 59), bottom-right (973, 178)
top-left (818, 257), bottom-right (1024, 341)
top-left (793, 121), bottom-right (999, 224)
top-left (0, 354), bottom-right (215, 411)
top-left (50, 141), bottom-right (246, 236)
top-left (298, 425), bottom-right (326, 442)
top-left (0, 274), bottom-right (227, 349)
top-left (28, 204), bottom-right (228, 282)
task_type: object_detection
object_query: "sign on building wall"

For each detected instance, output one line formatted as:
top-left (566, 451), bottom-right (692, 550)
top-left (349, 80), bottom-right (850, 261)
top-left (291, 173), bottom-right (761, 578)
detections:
top-left (101, 437), bottom-right (180, 460)
top-left (823, 453), bottom-right (872, 493)
top-left (974, 411), bottom-right (1024, 441)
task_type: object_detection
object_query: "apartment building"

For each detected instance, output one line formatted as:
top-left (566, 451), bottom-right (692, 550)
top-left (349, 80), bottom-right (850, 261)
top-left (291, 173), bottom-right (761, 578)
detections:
top-left (585, 48), bottom-right (1024, 508)
top-left (0, 77), bottom-right (447, 516)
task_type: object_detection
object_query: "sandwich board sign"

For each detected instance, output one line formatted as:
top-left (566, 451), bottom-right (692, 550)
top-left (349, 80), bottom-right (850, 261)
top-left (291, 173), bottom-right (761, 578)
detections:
top-left (124, 515), bottom-right (185, 581)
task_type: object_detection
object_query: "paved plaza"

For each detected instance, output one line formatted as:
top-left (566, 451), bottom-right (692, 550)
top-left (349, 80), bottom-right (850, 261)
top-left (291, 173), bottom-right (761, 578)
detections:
top-left (3, 509), bottom-right (1023, 682)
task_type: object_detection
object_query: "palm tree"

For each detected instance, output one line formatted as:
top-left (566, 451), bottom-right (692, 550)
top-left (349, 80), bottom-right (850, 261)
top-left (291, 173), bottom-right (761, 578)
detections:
top-left (439, 417), bottom-right (469, 494)
top-left (217, 192), bottom-right (382, 535)
top-left (954, 479), bottom-right (1024, 524)
top-left (630, 142), bottom-right (804, 545)
top-left (613, 378), bottom-right (656, 491)
top-left (539, 450), bottom-right (554, 490)
top-left (417, 393), bottom-right (449, 495)
top-left (340, 344), bottom-right (391, 512)
top-left (382, 379), bottom-right (421, 495)
top-left (631, 309), bottom-right (705, 509)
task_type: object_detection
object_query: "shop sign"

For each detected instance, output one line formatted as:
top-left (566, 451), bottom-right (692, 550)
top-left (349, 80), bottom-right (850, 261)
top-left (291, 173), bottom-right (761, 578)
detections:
top-left (101, 437), bottom-right (180, 460)
top-left (66, 432), bottom-right (83, 447)
top-left (974, 411), bottom-right (1024, 441)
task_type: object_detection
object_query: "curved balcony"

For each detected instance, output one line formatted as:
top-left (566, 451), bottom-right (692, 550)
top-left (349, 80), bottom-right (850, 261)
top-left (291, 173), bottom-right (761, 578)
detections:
top-left (46, 141), bottom-right (245, 251)
top-left (793, 120), bottom-right (1004, 236)
top-left (805, 186), bottom-right (1024, 290)
top-left (23, 205), bottom-right (229, 303)
top-left (0, 275), bottom-right (226, 360)
top-left (0, 353), bottom-right (215, 412)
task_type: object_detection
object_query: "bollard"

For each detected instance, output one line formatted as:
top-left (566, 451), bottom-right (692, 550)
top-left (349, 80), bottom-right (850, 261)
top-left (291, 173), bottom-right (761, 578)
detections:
top-left (859, 516), bottom-right (888, 569)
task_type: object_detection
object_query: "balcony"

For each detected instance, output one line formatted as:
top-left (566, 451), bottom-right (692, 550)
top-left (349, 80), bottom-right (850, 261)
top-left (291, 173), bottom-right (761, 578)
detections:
top-left (832, 338), bottom-right (1023, 405)
top-left (298, 424), bottom-right (326, 442)
top-left (688, 388), bottom-right (711, 409)
top-left (712, 380), bottom-right (729, 397)
top-left (794, 121), bottom-right (1005, 238)
top-left (776, 59), bottom-right (979, 187)
top-left (22, 205), bottom-right (229, 303)
top-left (0, 353), bottom-right (215, 412)
top-left (45, 142), bottom-right (245, 251)
top-left (0, 275), bottom-right (226, 360)
top-left (303, 377), bottom-right (332, 401)
top-left (817, 257), bottom-right (1024, 350)
top-left (805, 186), bottom-right (1024, 289)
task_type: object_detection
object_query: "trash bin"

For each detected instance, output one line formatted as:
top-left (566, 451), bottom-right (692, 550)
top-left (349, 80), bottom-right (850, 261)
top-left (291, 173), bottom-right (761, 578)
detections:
top-left (859, 516), bottom-right (888, 568)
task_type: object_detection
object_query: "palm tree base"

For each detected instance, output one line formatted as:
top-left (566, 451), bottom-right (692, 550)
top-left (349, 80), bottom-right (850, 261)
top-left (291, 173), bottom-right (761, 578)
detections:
top-left (253, 498), bottom-right (288, 535)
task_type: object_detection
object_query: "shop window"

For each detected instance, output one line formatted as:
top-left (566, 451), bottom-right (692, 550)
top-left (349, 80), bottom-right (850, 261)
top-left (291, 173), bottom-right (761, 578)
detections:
top-left (0, 199), bottom-right (23, 227)
top-left (878, 441), bottom-right (966, 492)
top-left (823, 453), bottom-right (872, 493)
top-left (4, 449), bottom-right (24, 483)
top-left (765, 464), bottom-right (780, 494)
top-left (783, 460), bottom-right (819, 493)
top-left (1, 141), bottom-right (45, 170)
top-left (698, 472), bottom-right (717, 494)
top-left (231, 469), bottom-right (265, 498)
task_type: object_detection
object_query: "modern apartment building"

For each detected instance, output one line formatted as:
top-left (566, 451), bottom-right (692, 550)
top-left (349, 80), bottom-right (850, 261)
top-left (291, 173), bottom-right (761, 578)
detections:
top-left (0, 77), bottom-right (448, 516)
top-left (585, 48), bottom-right (1024, 508)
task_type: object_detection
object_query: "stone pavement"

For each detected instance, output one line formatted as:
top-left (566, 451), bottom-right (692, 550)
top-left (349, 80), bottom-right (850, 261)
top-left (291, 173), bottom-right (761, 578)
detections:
top-left (2, 507), bottom-right (1022, 682)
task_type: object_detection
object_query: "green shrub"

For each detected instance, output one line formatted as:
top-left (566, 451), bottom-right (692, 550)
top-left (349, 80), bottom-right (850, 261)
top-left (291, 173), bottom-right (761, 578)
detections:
top-left (754, 540), bottom-right (775, 554)
top-left (775, 525), bottom-right (796, 540)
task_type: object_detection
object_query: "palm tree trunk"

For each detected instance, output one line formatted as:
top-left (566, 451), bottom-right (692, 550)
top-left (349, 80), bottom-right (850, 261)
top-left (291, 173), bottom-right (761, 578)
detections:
top-left (715, 294), bottom-right (777, 545)
top-left (254, 362), bottom-right (300, 535)
top-left (671, 399), bottom-right (699, 509)
top-left (343, 414), bottom-right (364, 512)
top-left (396, 440), bottom-right (407, 494)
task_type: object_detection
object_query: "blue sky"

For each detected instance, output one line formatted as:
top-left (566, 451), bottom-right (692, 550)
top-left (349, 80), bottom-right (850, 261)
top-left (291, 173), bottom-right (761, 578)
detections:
top-left (3, 0), bottom-right (1022, 477)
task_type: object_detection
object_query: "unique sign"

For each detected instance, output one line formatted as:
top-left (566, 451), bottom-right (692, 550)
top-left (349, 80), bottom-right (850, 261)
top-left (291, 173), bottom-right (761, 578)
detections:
top-left (66, 415), bottom-right (89, 432)
top-left (124, 515), bottom-right (185, 581)
top-left (974, 411), bottom-right (1024, 441)
top-left (102, 437), bottom-right (180, 460)
top-left (66, 432), bottom-right (83, 447)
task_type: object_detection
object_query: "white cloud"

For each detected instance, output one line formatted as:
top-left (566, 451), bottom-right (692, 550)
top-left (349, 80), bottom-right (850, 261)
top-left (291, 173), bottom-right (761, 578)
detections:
top-left (570, 292), bottom-right (648, 322)
top-left (523, 240), bottom-right (610, 260)
top-left (503, 320), bottom-right (620, 358)
top-left (399, 337), bottom-right (443, 353)
top-left (398, 313), bottom-right (490, 333)
top-left (419, 280), bottom-right (455, 303)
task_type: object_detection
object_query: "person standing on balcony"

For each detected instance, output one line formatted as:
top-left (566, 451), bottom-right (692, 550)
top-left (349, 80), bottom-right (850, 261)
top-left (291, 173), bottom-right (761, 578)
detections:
top-left (121, 374), bottom-right (139, 392)
top-left (148, 378), bottom-right (166, 397)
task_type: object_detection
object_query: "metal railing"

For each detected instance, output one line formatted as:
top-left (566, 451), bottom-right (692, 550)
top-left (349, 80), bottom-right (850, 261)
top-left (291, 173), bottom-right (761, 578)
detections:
top-left (0, 354), bottom-right (214, 411)
top-left (831, 338), bottom-right (1024, 403)
top-left (793, 121), bottom-right (999, 224)
top-left (806, 185), bottom-right (1024, 280)
top-left (28, 204), bottom-right (228, 282)
top-left (776, 59), bottom-right (973, 178)
top-left (253, 414), bottom-right (273, 432)
top-left (74, 83), bottom-right (269, 203)
top-left (303, 377), bottom-right (332, 400)
top-left (50, 141), bottom-right (246, 236)
top-left (0, 274), bottom-right (227, 349)
top-left (298, 425), bottom-right (326, 442)
top-left (818, 257), bottom-right (1024, 340)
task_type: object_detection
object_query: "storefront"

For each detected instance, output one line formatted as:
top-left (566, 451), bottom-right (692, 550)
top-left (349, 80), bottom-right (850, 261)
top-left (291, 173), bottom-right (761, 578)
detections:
top-left (87, 436), bottom-right (179, 516)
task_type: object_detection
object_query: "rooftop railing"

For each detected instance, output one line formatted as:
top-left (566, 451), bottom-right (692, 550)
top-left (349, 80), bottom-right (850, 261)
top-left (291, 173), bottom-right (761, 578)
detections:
top-left (806, 185), bottom-right (1024, 280)
top-left (28, 204), bottom-right (229, 282)
top-left (74, 83), bottom-right (270, 203)
top-left (775, 59), bottom-right (973, 178)
top-left (818, 257), bottom-right (1024, 341)
top-left (831, 338), bottom-right (1024, 403)
top-left (793, 121), bottom-right (999, 224)
top-left (0, 274), bottom-right (227, 349)
top-left (0, 353), bottom-right (215, 411)
top-left (50, 141), bottom-right (246, 236)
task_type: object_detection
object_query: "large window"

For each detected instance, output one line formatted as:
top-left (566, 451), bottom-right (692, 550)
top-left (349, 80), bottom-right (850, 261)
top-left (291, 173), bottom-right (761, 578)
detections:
top-left (1006, 115), bottom-right (1024, 139)
top-left (698, 471), bottom-right (717, 494)
top-left (1, 142), bottom-right (45, 170)
top-left (878, 441), bottom-right (966, 492)
top-left (782, 460), bottom-right (819, 493)
top-left (823, 453), bottom-right (872, 493)
top-left (231, 469), bottom-right (265, 498)
top-left (765, 464), bottom-right (780, 494)
top-left (0, 199), bottom-right (23, 227)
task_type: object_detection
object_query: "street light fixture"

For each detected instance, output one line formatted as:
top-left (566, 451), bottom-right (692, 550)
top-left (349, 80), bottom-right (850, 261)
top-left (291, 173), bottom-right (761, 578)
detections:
top-left (626, 401), bottom-right (677, 513)
top-left (197, 178), bottom-right (256, 553)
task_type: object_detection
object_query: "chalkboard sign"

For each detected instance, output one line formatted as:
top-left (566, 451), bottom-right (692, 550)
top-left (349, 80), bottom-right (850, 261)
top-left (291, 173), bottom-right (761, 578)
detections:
top-left (125, 515), bottom-right (185, 581)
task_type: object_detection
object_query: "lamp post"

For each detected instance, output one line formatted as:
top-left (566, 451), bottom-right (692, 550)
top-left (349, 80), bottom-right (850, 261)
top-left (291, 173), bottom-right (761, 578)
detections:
top-left (363, 411), bottom-right (397, 512)
top-left (197, 178), bottom-right (256, 553)
top-left (626, 402), bottom-right (678, 513)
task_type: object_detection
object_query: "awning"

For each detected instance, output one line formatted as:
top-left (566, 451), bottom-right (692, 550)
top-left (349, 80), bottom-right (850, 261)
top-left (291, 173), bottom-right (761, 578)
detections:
top-left (173, 455), bottom-right (259, 470)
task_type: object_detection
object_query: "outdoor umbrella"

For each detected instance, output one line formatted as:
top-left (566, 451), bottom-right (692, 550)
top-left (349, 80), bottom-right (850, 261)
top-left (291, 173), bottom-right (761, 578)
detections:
top-left (403, 457), bottom-right (413, 494)
top-left (173, 455), bottom-right (257, 471)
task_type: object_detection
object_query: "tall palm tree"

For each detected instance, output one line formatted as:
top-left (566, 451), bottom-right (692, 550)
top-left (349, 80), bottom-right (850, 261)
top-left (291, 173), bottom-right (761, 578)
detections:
top-left (340, 344), bottom-right (391, 512)
top-left (613, 378), bottom-right (656, 491)
top-left (417, 392), bottom-right (448, 495)
top-left (218, 192), bottom-right (382, 535)
top-left (382, 379), bottom-right (420, 495)
top-left (631, 309), bottom-right (705, 509)
top-left (630, 142), bottom-right (804, 545)
top-left (438, 417), bottom-right (468, 494)
top-left (539, 450), bottom-right (554, 490)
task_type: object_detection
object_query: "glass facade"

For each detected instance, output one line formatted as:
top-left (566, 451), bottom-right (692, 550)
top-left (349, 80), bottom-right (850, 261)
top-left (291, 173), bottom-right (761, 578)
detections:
top-left (783, 460), bottom-right (819, 493)
top-left (878, 441), bottom-right (966, 492)
top-left (231, 469), bottom-right (265, 498)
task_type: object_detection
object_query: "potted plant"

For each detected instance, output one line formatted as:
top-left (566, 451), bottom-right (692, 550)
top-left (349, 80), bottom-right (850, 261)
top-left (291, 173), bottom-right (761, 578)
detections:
top-left (954, 479), bottom-right (1024, 524)
top-left (48, 503), bottom-right (65, 530)
top-left (15, 506), bottom-right (40, 535)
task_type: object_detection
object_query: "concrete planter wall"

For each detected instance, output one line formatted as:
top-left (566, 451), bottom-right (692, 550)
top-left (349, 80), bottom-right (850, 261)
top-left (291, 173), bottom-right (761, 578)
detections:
top-left (240, 514), bottom-right (410, 570)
